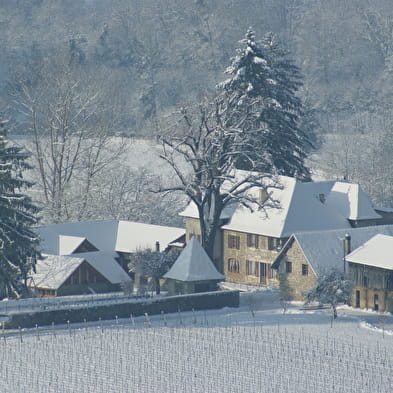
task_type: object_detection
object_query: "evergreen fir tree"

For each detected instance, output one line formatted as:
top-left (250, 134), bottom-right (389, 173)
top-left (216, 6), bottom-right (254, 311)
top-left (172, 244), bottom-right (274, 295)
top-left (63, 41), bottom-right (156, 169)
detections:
top-left (0, 119), bottom-right (40, 298)
top-left (218, 29), bottom-right (312, 180)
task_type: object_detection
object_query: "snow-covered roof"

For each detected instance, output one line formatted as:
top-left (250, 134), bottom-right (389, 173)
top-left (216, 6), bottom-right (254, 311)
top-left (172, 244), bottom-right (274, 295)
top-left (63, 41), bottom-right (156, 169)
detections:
top-left (272, 225), bottom-right (393, 277)
top-left (179, 173), bottom-right (383, 238)
top-left (58, 235), bottom-right (87, 255)
top-left (115, 221), bottom-right (185, 253)
top-left (37, 220), bottom-right (185, 255)
top-left (221, 176), bottom-right (351, 237)
top-left (37, 220), bottom-right (119, 254)
top-left (31, 251), bottom-right (132, 290)
top-left (164, 237), bottom-right (224, 282)
top-left (325, 182), bottom-right (381, 220)
top-left (346, 234), bottom-right (393, 270)
top-left (31, 255), bottom-right (86, 289)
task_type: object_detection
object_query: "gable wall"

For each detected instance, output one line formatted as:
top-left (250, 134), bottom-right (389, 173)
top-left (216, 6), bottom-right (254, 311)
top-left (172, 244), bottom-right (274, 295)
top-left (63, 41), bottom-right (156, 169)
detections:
top-left (277, 241), bottom-right (317, 300)
top-left (63, 261), bottom-right (108, 287)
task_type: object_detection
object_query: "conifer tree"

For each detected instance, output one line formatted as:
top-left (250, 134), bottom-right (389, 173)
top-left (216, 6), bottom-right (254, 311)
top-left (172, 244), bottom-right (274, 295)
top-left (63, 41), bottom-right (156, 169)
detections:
top-left (0, 120), bottom-right (40, 298)
top-left (218, 29), bottom-right (312, 180)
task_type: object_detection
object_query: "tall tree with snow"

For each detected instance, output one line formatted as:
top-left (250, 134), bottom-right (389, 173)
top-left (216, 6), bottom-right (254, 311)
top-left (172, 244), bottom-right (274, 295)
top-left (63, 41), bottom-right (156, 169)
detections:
top-left (0, 120), bottom-right (40, 298)
top-left (218, 29), bottom-right (312, 180)
top-left (158, 96), bottom-right (278, 266)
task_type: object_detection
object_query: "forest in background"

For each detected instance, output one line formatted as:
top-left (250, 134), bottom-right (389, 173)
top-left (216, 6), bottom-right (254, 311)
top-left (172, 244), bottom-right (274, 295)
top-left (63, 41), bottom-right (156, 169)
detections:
top-left (2, 0), bottom-right (393, 223)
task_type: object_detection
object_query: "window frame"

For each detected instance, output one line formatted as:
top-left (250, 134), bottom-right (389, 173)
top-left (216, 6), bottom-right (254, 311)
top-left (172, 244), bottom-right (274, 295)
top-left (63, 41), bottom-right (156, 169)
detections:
top-left (247, 233), bottom-right (259, 249)
top-left (285, 261), bottom-right (292, 273)
top-left (246, 260), bottom-right (259, 277)
top-left (301, 264), bottom-right (308, 276)
top-left (228, 234), bottom-right (240, 249)
top-left (227, 258), bottom-right (240, 273)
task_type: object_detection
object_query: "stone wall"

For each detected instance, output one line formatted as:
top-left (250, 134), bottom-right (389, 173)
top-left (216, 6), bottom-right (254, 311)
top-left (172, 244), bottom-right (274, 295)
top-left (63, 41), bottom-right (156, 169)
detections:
top-left (278, 240), bottom-right (316, 301)
top-left (223, 230), bottom-right (280, 287)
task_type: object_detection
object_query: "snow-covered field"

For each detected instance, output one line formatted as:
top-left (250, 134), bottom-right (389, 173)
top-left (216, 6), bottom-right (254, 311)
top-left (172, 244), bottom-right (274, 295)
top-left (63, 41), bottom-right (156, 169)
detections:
top-left (1, 289), bottom-right (393, 393)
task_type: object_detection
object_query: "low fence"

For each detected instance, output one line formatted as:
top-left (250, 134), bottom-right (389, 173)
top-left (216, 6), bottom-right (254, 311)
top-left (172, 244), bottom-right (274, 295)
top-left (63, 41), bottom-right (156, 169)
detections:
top-left (4, 290), bottom-right (239, 329)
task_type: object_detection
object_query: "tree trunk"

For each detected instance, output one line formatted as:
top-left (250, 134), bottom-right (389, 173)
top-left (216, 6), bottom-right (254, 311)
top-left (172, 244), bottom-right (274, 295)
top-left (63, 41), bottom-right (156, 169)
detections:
top-left (332, 304), bottom-right (337, 319)
top-left (154, 277), bottom-right (160, 295)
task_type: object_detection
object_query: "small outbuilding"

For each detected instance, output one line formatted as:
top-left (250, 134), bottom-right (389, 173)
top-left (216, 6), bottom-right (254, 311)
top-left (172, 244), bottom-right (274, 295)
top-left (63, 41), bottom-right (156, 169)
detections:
top-left (164, 237), bottom-right (224, 295)
top-left (29, 252), bottom-right (132, 296)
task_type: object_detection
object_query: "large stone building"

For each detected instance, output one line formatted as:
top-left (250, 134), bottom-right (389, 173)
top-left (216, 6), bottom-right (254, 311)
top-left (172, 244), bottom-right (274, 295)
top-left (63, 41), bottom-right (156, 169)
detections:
top-left (180, 173), bottom-right (393, 287)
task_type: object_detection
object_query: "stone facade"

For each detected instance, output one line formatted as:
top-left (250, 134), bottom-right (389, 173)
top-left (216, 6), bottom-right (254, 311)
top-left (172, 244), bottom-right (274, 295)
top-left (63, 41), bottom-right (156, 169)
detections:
top-left (184, 218), bottom-right (287, 286)
top-left (223, 229), bottom-right (282, 287)
top-left (276, 240), bottom-right (317, 300)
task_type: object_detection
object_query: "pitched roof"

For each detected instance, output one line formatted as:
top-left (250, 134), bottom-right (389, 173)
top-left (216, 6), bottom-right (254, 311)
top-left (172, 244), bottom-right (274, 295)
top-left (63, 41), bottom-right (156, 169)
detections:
top-left (346, 234), bottom-right (393, 270)
top-left (37, 220), bottom-right (185, 255)
top-left (221, 176), bottom-right (351, 237)
top-left (31, 255), bottom-right (86, 290)
top-left (37, 220), bottom-right (119, 254)
top-left (58, 235), bottom-right (87, 255)
top-left (325, 182), bottom-right (381, 220)
top-left (163, 237), bottom-right (224, 282)
top-left (179, 172), bottom-right (383, 238)
top-left (31, 251), bottom-right (132, 290)
top-left (272, 225), bottom-right (393, 277)
top-left (115, 221), bottom-right (185, 253)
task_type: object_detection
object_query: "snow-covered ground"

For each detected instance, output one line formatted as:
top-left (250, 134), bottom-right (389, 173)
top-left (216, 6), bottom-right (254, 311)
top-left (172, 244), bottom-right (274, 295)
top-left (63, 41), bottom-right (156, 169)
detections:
top-left (1, 289), bottom-right (393, 393)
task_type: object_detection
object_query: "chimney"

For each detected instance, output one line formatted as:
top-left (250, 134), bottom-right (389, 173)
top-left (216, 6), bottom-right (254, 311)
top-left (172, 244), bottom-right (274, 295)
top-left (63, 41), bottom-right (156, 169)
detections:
top-left (155, 241), bottom-right (160, 252)
top-left (343, 234), bottom-right (351, 274)
top-left (259, 188), bottom-right (268, 209)
top-left (344, 234), bottom-right (351, 255)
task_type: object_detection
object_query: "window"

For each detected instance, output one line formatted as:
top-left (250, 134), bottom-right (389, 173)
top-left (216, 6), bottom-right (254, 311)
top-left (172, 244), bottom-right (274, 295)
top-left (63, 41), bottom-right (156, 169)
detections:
top-left (363, 276), bottom-right (368, 288)
top-left (268, 237), bottom-right (282, 251)
top-left (227, 259), bottom-right (240, 273)
top-left (228, 235), bottom-right (240, 249)
top-left (247, 234), bottom-right (259, 248)
top-left (374, 294), bottom-right (379, 311)
top-left (246, 260), bottom-right (259, 276)
top-left (285, 261), bottom-right (292, 273)
top-left (302, 264), bottom-right (308, 276)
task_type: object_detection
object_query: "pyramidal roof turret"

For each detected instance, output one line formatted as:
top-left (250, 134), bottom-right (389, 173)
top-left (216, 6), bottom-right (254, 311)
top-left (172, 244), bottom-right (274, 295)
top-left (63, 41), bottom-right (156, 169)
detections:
top-left (164, 237), bottom-right (224, 282)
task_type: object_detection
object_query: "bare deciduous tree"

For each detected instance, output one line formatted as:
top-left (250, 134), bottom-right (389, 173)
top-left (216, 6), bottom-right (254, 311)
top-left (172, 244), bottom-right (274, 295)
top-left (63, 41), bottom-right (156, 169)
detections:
top-left (157, 95), bottom-right (279, 263)
top-left (15, 53), bottom-right (128, 223)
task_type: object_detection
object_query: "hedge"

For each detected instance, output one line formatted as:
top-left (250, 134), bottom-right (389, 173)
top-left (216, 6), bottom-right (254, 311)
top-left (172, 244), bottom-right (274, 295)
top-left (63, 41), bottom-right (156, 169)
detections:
top-left (5, 290), bottom-right (239, 329)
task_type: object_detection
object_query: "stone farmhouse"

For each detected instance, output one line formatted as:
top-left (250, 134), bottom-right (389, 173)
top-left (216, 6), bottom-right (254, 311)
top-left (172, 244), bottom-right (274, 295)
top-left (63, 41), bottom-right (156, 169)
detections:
top-left (271, 225), bottom-right (393, 311)
top-left (32, 220), bottom-right (185, 296)
top-left (180, 173), bottom-right (393, 287)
